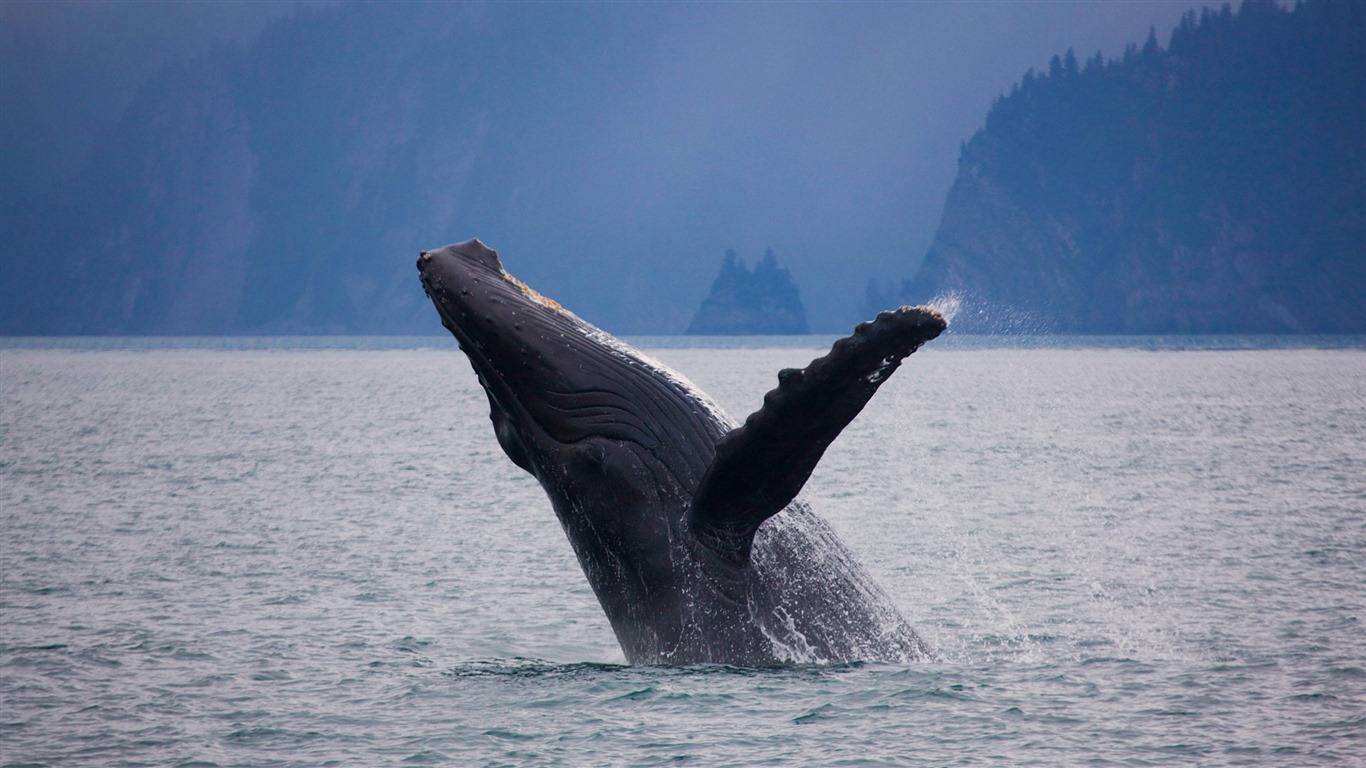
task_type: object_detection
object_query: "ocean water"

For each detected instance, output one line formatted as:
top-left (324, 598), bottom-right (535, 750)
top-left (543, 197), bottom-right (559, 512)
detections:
top-left (1, 338), bottom-right (1363, 767)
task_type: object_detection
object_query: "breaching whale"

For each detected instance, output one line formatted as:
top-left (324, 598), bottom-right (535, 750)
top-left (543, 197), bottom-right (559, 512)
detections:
top-left (418, 239), bottom-right (945, 665)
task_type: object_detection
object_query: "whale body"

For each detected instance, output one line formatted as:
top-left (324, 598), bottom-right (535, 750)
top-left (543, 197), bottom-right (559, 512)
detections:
top-left (418, 239), bottom-right (945, 664)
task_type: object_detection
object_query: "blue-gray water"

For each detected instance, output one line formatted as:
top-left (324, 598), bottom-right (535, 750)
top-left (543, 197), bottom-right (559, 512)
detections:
top-left (2, 339), bottom-right (1363, 766)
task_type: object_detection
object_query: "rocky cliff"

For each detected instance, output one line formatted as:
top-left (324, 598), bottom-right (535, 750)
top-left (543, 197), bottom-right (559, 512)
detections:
top-left (0, 7), bottom-right (481, 334)
top-left (0, 4), bottom-right (642, 335)
top-left (899, 0), bottom-right (1365, 333)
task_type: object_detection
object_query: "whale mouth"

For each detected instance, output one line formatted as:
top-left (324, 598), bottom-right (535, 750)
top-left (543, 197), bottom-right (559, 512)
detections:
top-left (417, 241), bottom-right (542, 363)
top-left (417, 241), bottom-right (546, 434)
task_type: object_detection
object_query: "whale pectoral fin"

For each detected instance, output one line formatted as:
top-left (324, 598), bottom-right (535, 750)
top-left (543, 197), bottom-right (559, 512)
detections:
top-left (689, 306), bottom-right (946, 547)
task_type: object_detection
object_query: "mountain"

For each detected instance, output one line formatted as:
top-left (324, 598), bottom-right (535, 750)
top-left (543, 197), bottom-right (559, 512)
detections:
top-left (687, 249), bottom-right (809, 335)
top-left (896, 0), bottom-right (1366, 333)
top-left (4, 1), bottom-right (1052, 338)
top-left (0, 4), bottom-right (684, 335)
top-left (2, 5), bottom-right (470, 334)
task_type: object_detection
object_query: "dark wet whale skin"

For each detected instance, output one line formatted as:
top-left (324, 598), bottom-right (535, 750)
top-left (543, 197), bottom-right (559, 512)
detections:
top-left (418, 239), bottom-right (944, 665)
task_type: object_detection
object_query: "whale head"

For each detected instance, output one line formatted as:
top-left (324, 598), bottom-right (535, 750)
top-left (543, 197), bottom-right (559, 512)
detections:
top-left (417, 240), bottom-right (730, 647)
top-left (417, 239), bottom-right (727, 479)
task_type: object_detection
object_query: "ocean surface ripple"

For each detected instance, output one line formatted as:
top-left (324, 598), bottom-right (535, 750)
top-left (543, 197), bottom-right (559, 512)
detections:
top-left (2, 341), bottom-right (1362, 766)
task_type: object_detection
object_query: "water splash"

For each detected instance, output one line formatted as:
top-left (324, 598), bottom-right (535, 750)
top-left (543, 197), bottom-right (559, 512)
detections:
top-left (920, 289), bottom-right (1057, 337)
top-left (926, 291), bottom-right (963, 326)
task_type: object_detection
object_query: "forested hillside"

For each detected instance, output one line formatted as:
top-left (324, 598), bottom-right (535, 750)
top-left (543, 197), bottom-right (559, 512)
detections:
top-left (894, 0), bottom-right (1365, 333)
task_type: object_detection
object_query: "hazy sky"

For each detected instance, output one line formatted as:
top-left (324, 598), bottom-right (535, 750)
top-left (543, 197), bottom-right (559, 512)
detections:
top-left (2, 0), bottom-right (1230, 329)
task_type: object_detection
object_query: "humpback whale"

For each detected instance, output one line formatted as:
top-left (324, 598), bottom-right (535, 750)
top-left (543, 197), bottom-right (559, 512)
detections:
top-left (418, 239), bottom-right (945, 665)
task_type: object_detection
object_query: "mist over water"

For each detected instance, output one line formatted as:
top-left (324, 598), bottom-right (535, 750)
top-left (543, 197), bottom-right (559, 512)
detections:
top-left (2, 340), bottom-right (1363, 766)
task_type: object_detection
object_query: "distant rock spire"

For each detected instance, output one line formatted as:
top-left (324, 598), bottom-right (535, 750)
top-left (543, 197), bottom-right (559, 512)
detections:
top-left (686, 249), bottom-right (809, 334)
